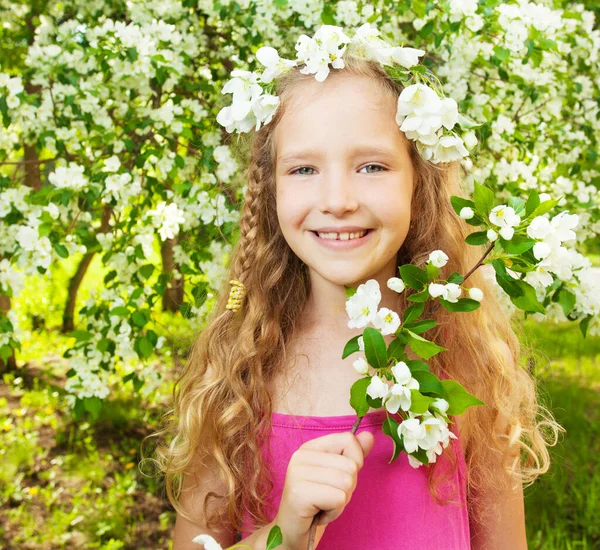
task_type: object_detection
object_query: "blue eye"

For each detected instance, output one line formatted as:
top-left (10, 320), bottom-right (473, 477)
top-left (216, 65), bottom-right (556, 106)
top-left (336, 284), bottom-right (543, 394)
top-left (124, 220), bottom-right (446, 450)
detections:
top-left (289, 164), bottom-right (387, 176)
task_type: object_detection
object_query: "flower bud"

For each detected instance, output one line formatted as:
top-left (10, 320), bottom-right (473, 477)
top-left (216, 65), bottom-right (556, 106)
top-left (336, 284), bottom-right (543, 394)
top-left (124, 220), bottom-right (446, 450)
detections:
top-left (387, 277), bottom-right (405, 294)
top-left (459, 206), bottom-right (474, 219)
top-left (487, 229), bottom-right (498, 241)
top-left (468, 287), bottom-right (484, 301)
top-left (353, 357), bottom-right (370, 375)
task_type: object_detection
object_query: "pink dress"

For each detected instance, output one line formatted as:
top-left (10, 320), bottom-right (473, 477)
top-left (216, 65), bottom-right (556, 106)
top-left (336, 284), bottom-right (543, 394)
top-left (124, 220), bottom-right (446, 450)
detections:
top-left (240, 408), bottom-right (471, 548)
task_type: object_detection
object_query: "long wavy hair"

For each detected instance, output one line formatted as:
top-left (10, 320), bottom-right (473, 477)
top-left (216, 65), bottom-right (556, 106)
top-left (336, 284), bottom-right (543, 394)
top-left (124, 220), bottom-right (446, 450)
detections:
top-left (143, 55), bottom-right (563, 536)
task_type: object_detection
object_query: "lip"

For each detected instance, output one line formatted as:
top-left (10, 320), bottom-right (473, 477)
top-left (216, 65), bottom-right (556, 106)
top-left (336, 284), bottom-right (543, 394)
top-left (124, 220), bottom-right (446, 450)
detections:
top-left (312, 226), bottom-right (370, 232)
top-left (309, 228), bottom-right (375, 250)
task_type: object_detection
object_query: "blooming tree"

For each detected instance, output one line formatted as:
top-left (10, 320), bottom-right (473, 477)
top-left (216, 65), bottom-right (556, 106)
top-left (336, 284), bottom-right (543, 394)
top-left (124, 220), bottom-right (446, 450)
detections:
top-left (0, 0), bottom-right (599, 419)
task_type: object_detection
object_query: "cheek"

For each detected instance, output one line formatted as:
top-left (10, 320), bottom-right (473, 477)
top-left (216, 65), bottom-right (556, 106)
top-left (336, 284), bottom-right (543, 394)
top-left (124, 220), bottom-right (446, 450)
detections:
top-left (276, 183), bottom-right (310, 229)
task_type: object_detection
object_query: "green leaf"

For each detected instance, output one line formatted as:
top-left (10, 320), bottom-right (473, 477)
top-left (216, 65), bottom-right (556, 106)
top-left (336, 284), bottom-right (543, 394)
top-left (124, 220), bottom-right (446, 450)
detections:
top-left (344, 285), bottom-right (357, 299)
top-left (494, 46), bottom-right (511, 62)
top-left (70, 330), bottom-right (93, 342)
top-left (450, 196), bottom-right (476, 216)
top-left (409, 390), bottom-right (436, 414)
top-left (405, 329), bottom-right (447, 360)
top-left (447, 272), bottom-right (464, 284)
top-left (456, 113), bottom-right (481, 130)
top-left (499, 235), bottom-right (535, 254)
top-left (524, 190), bottom-right (540, 217)
top-left (137, 336), bottom-right (153, 359)
top-left (555, 287), bottom-right (576, 317)
top-left (403, 319), bottom-right (437, 334)
top-left (53, 243), bottom-right (69, 258)
top-left (492, 259), bottom-right (523, 298)
top-left (406, 359), bottom-right (430, 373)
top-left (580, 314), bottom-right (592, 339)
top-left (342, 335), bottom-right (361, 359)
top-left (511, 280), bottom-right (546, 314)
top-left (399, 264), bottom-right (428, 290)
top-left (132, 310), bottom-right (148, 327)
top-left (382, 416), bottom-right (403, 463)
top-left (426, 262), bottom-right (440, 281)
top-left (139, 264), bottom-right (155, 280)
top-left (363, 327), bottom-right (388, 369)
top-left (110, 306), bottom-right (130, 317)
top-left (439, 298), bottom-right (481, 312)
top-left (387, 338), bottom-right (406, 363)
top-left (411, 371), bottom-right (444, 396)
top-left (266, 525), bottom-right (283, 550)
top-left (83, 396), bottom-right (102, 419)
top-left (528, 198), bottom-right (559, 219)
top-left (441, 380), bottom-right (485, 415)
top-left (407, 287), bottom-right (430, 302)
top-left (403, 302), bottom-right (425, 323)
top-left (465, 231), bottom-right (488, 246)
top-left (350, 377), bottom-right (371, 417)
top-left (473, 182), bottom-right (495, 215)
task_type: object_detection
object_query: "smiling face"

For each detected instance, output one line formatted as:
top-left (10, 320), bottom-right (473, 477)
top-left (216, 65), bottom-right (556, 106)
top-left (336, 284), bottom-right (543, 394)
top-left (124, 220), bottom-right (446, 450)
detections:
top-left (274, 73), bottom-right (415, 289)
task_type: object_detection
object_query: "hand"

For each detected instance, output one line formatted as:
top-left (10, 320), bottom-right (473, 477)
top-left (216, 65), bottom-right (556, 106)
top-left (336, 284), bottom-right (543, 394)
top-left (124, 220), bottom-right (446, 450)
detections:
top-left (274, 430), bottom-right (375, 550)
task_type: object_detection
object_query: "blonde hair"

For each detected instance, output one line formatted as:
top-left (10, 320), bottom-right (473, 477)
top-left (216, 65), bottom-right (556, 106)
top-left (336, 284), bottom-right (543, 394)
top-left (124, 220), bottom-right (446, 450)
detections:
top-left (142, 55), bottom-right (563, 535)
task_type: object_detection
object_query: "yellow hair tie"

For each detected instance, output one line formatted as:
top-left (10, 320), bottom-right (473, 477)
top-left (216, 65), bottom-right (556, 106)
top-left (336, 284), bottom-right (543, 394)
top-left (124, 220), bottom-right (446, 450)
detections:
top-left (225, 279), bottom-right (245, 312)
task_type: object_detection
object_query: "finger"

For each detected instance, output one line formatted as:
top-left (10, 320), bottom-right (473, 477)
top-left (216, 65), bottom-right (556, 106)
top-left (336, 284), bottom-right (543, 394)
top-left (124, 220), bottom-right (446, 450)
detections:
top-left (355, 430), bottom-right (376, 458)
top-left (301, 432), bottom-right (366, 470)
top-left (294, 449), bottom-right (359, 477)
top-left (294, 464), bottom-right (356, 495)
top-left (299, 481), bottom-right (347, 525)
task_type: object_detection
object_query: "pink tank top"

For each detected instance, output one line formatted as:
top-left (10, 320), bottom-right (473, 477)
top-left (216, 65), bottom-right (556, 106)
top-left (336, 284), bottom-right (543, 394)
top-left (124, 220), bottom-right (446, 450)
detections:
top-left (240, 407), bottom-right (471, 548)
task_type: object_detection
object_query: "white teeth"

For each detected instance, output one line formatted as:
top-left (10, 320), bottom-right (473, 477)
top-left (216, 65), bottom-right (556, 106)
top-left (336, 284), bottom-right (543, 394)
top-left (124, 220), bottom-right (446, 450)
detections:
top-left (316, 230), bottom-right (368, 240)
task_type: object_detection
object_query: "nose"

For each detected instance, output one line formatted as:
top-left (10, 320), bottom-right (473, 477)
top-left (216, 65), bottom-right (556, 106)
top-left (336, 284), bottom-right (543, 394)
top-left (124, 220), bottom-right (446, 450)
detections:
top-left (318, 168), bottom-right (359, 216)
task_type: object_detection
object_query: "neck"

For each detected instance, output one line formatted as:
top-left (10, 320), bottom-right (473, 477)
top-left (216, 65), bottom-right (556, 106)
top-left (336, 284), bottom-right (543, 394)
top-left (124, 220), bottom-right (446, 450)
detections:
top-left (300, 259), bottom-right (403, 339)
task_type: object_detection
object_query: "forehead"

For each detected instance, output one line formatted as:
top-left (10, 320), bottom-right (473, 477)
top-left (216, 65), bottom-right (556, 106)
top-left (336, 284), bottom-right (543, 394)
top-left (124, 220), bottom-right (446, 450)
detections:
top-left (274, 74), bottom-right (407, 161)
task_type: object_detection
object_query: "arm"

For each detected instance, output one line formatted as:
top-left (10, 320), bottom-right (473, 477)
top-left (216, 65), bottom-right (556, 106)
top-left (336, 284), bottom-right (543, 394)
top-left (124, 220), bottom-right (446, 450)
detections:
top-left (470, 338), bottom-right (527, 550)
top-left (469, 461), bottom-right (527, 550)
top-left (172, 451), bottom-right (237, 550)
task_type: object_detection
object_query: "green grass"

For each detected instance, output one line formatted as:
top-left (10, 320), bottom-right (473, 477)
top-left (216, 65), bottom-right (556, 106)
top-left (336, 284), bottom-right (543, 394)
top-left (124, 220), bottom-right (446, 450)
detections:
top-left (0, 314), bottom-right (598, 548)
top-left (521, 319), bottom-right (600, 549)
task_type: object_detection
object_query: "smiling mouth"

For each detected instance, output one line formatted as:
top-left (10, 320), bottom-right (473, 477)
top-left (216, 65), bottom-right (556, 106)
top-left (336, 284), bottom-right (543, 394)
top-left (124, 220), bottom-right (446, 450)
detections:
top-left (310, 229), bottom-right (373, 241)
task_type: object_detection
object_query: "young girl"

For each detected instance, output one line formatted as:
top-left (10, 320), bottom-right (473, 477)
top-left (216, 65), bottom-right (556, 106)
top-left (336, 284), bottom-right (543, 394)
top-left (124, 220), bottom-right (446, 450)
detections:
top-left (149, 50), bottom-right (561, 550)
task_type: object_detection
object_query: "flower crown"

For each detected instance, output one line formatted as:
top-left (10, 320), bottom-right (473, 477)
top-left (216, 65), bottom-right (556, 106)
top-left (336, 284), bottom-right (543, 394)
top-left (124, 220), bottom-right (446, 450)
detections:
top-left (216, 23), bottom-right (478, 164)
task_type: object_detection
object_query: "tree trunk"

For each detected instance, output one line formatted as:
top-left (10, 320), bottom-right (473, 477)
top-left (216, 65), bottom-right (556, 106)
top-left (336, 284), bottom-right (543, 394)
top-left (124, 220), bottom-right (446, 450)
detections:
top-left (62, 206), bottom-right (112, 332)
top-left (161, 238), bottom-right (184, 312)
top-left (0, 295), bottom-right (18, 375)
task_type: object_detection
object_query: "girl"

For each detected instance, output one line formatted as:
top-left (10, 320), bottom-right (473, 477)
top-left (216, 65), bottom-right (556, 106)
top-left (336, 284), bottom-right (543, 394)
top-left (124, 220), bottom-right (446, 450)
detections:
top-left (147, 53), bottom-right (561, 550)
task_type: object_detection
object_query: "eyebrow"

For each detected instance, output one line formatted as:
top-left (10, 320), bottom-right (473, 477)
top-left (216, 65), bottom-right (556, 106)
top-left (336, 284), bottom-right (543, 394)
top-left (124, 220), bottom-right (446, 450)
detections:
top-left (277, 145), bottom-right (398, 165)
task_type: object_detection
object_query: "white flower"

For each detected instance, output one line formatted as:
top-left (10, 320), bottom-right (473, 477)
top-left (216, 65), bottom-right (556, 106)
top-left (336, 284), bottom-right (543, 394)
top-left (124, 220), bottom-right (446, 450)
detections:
top-left (192, 534), bottom-right (223, 549)
top-left (346, 280), bottom-right (381, 329)
top-left (103, 155), bottom-right (121, 172)
top-left (147, 201), bottom-right (186, 241)
top-left (353, 357), bottom-right (369, 375)
top-left (444, 283), bottom-right (462, 303)
top-left (527, 216), bottom-right (552, 240)
top-left (398, 417), bottom-right (426, 453)
top-left (468, 287), bottom-right (484, 301)
top-left (489, 205), bottom-right (521, 228)
top-left (459, 207), bottom-right (474, 219)
top-left (533, 242), bottom-right (551, 260)
top-left (387, 277), bottom-right (405, 294)
top-left (256, 46), bottom-right (296, 83)
top-left (384, 361), bottom-right (420, 413)
top-left (390, 46), bottom-right (426, 68)
top-left (366, 375), bottom-right (389, 400)
top-left (551, 211), bottom-right (579, 242)
top-left (431, 398), bottom-right (449, 414)
top-left (428, 283), bottom-right (446, 299)
top-left (463, 131), bottom-right (478, 149)
top-left (433, 134), bottom-right (469, 163)
top-left (428, 249), bottom-right (449, 268)
top-left (371, 307), bottom-right (401, 335)
top-left (487, 229), bottom-right (498, 241)
top-left (499, 227), bottom-right (515, 240)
